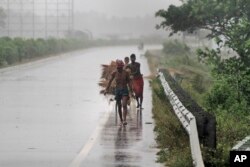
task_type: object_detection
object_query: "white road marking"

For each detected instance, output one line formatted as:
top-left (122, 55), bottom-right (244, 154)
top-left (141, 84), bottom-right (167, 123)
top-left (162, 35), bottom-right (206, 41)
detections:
top-left (69, 104), bottom-right (113, 167)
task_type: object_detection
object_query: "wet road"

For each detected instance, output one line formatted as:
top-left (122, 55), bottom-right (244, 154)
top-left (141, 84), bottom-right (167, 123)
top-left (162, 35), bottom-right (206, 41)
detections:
top-left (0, 45), bottom-right (163, 167)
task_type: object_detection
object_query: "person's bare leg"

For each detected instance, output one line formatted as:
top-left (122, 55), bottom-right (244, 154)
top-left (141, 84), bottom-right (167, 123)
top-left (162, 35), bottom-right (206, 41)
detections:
top-left (139, 96), bottom-right (143, 109)
top-left (136, 96), bottom-right (139, 108)
top-left (140, 81), bottom-right (144, 109)
top-left (122, 96), bottom-right (129, 125)
top-left (117, 100), bottom-right (123, 124)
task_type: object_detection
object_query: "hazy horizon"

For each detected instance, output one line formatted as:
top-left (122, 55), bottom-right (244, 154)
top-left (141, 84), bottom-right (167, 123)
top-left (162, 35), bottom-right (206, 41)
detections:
top-left (0, 0), bottom-right (182, 38)
top-left (74, 0), bottom-right (181, 18)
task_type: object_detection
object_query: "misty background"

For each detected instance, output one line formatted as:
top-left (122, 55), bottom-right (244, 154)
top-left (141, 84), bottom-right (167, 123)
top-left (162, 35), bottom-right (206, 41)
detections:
top-left (0, 0), bottom-right (181, 40)
top-left (73, 0), bottom-right (181, 39)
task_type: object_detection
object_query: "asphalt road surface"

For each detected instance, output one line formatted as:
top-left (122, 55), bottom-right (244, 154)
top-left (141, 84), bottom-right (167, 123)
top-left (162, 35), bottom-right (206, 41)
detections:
top-left (0, 45), bottom-right (163, 167)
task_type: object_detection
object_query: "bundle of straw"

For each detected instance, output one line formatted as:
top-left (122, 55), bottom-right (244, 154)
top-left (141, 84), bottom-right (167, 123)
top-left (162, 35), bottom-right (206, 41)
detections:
top-left (99, 61), bottom-right (117, 95)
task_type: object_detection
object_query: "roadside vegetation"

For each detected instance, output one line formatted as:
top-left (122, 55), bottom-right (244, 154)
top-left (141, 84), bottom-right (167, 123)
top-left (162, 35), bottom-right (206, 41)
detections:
top-left (0, 36), bottom-right (165, 68)
top-left (146, 40), bottom-right (211, 167)
top-left (150, 74), bottom-right (193, 167)
top-left (150, 0), bottom-right (250, 166)
top-left (0, 37), bottom-right (92, 67)
top-left (145, 30), bottom-right (250, 167)
top-left (147, 38), bottom-right (249, 166)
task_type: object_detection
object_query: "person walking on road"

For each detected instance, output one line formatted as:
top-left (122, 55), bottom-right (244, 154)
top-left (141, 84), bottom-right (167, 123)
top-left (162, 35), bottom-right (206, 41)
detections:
top-left (105, 60), bottom-right (132, 126)
top-left (124, 57), bottom-right (130, 70)
top-left (123, 56), bottom-right (132, 106)
top-left (128, 54), bottom-right (144, 109)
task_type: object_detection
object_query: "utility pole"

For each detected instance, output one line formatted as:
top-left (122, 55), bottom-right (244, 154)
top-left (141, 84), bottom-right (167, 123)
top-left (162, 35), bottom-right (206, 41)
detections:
top-left (68, 0), bottom-right (70, 35)
top-left (45, 0), bottom-right (48, 38)
top-left (7, 0), bottom-right (9, 36)
top-left (57, 0), bottom-right (59, 38)
top-left (71, 0), bottom-right (74, 33)
top-left (32, 0), bottom-right (35, 38)
top-left (20, 0), bottom-right (23, 37)
top-left (3, 0), bottom-right (73, 39)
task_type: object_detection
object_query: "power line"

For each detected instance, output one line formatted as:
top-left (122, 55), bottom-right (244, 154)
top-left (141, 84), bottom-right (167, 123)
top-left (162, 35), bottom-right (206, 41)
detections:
top-left (0, 0), bottom-right (74, 38)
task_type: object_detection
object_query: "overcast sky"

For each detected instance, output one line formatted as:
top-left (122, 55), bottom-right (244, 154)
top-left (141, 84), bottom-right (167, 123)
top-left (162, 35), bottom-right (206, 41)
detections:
top-left (74, 0), bottom-right (181, 18)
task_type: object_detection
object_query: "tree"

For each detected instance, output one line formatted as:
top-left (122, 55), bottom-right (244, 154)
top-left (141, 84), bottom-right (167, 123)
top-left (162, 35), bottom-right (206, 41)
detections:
top-left (156, 0), bottom-right (250, 37)
top-left (155, 0), bottom-right (250, 111)
top-left (156, 0), bottom-right (250, 64)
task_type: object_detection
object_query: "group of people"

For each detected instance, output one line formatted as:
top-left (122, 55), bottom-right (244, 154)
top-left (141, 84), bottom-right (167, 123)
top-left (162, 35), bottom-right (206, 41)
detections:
top-left (105, 54), bottom-right (144, 126)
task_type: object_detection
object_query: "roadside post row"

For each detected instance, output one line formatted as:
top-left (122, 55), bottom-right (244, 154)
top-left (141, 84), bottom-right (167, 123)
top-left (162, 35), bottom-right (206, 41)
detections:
top-left (158, 70), bottom-right (204, 167)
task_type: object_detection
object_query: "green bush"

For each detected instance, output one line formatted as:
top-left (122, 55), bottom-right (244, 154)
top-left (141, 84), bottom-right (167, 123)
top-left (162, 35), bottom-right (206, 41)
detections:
top-left (147, 40), bottom-right (249, 166)
top-left (13, 37), bottom-right (27, 61)
top-left (0, 37), bottom-right (93, 67)
top-left (4, 45), bottom-right (18, 65)
top-left (202, 109), bottom-right (250, 167)
top-left (204, 78), bottom-right (249, 113)
top-left (163, 39), bottom-right (190, 55)
top-left (191, 73), bottom-right (205, 93)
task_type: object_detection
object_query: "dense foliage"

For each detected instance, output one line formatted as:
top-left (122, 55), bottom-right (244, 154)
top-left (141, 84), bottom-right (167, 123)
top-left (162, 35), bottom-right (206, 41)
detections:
top-left (155, 0), bottom-right (250, 166)
top-left (156, 0), bottom-right (250, 114)
top-left (162, 40), bottom-right (190, 55)
top-left (0, 37), bottom-right (92, 66)
top-left (146, 42), bottom-right (250, 167)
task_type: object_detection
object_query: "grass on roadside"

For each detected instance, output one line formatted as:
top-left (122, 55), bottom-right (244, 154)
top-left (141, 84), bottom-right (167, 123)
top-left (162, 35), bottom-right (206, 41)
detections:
top-left (151, 78), bottom-right (193, 167)
top-left (146, 41), bottom-right (250, 166)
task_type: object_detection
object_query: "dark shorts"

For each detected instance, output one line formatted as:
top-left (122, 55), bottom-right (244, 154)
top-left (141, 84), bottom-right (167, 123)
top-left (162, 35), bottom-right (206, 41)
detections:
top-left (115, 87), bottom-right (129, 101)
